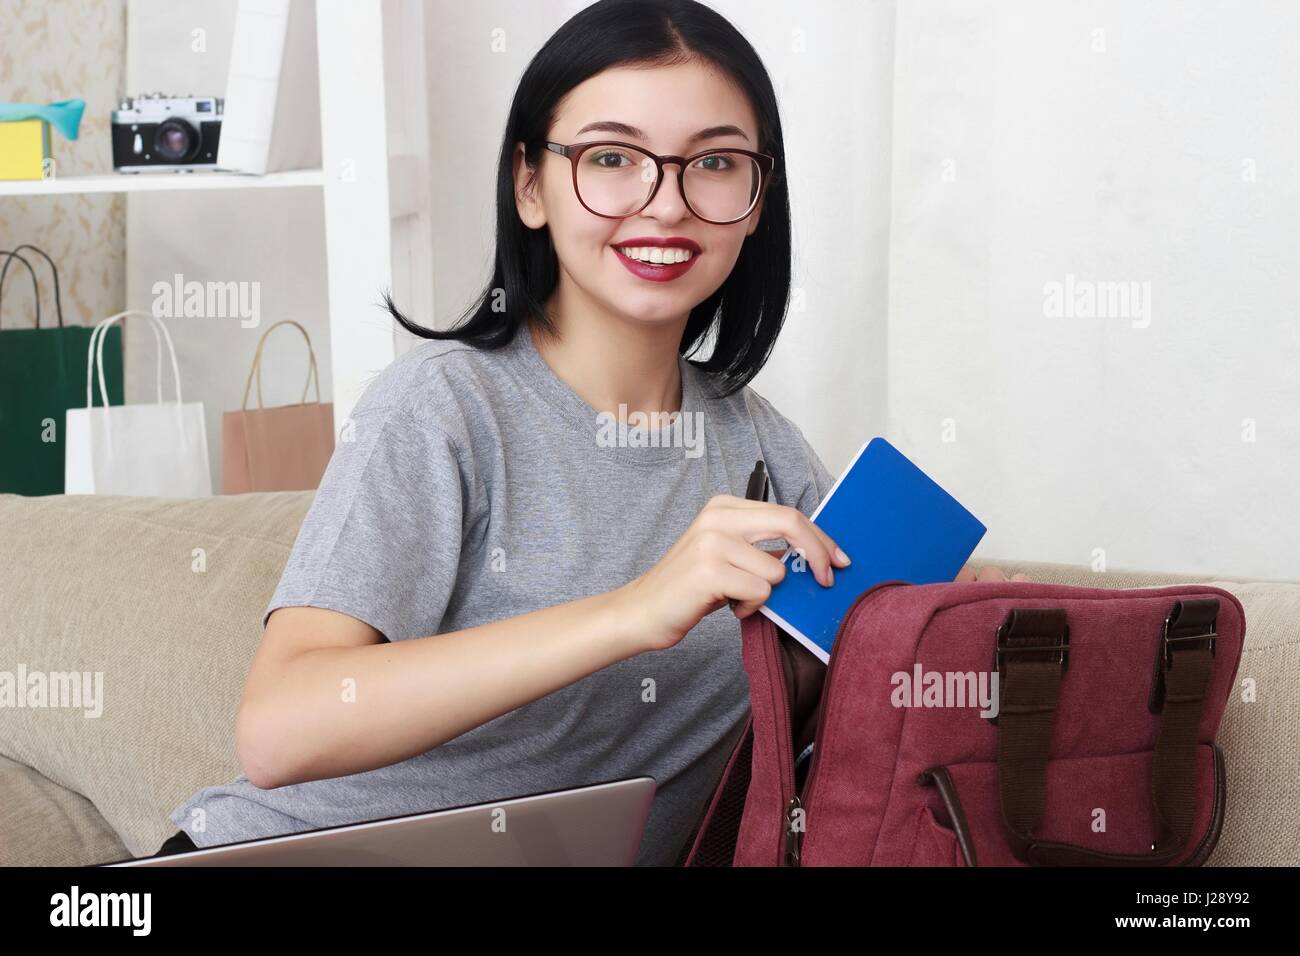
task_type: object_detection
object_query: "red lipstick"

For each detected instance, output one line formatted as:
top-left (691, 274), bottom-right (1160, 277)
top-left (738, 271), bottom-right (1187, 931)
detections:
top-left (611, 236), bottom-right (702, 283)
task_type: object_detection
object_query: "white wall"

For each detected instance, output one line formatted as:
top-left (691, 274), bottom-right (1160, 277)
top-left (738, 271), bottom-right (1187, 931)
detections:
top-left (888, 0), bottom-right (1300, 579)
top-left (417, 0), bottom-right (563, 347)
top-left (734, 0), bottom-right (895, 476)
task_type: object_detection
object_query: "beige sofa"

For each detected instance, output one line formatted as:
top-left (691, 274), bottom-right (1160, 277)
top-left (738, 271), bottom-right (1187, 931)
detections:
top-left (0, 492), bottom-right (1296, 866)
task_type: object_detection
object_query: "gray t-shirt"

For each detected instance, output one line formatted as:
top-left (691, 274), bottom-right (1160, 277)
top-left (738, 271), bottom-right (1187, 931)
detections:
top-left (170, 325), bottom-right (833, 865)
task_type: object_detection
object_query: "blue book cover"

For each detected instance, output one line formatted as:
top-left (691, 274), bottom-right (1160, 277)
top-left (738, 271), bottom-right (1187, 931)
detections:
top-left (759, 437), bottom-right (986, 663)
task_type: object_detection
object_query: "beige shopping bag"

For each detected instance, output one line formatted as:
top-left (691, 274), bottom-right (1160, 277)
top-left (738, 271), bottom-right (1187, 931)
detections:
top-left (221, 320), bottom-right (334, 494)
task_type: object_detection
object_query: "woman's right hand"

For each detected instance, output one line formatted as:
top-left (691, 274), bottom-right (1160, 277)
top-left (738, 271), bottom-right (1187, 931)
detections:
top-left (615, 494), bottom-right (851, 653)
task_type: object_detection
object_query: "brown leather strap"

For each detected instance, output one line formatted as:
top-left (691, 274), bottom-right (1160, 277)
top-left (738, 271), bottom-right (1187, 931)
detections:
top-left (1148, 599), bottom-right (1219, 855)
top-left (995, 599), bottom-right (1218, 865)
top-left (994, 608), bottom-right (1070, 859)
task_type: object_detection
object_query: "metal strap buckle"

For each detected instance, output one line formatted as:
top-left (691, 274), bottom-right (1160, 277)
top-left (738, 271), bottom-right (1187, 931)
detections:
top-left (994, 622), bottom-right (1070, 672)
top-left (1161, 616), bottom-right (1217, 668)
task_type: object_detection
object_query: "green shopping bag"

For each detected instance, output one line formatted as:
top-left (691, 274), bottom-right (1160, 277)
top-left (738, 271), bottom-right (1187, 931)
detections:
top-left (0, 245), bottom-right (123, 496)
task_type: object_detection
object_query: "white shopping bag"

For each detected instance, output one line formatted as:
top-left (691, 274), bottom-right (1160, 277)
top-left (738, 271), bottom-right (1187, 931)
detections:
top-left (65, 310), bottom-right (212, 497)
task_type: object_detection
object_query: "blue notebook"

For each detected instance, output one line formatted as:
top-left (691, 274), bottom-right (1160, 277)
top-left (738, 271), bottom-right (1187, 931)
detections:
top-left (759, 437), bottom-right (986, 663)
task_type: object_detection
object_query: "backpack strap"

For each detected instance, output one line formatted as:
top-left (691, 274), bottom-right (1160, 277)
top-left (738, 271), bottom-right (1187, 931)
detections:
top-left (994, 599), bottom-right (1218, 865)
top-left (992, 607), bottom-right (1070, 859)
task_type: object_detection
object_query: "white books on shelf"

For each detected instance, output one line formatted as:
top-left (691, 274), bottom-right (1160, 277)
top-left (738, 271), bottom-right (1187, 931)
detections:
top-left (217, 0), bottom-right (321, 175)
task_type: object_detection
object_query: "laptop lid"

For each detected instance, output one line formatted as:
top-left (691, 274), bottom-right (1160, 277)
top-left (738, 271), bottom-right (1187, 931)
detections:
top-left (107, 777), bottom-right (656, 867)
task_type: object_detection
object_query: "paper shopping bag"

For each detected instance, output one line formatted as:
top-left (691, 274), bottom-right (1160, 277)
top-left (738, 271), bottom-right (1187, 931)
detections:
top-left (0, 246), bottom-right (123, 495)
top-left (65, 311), bottom-right (211, 497)
top-left (221, 319), bottom-right (334, 494)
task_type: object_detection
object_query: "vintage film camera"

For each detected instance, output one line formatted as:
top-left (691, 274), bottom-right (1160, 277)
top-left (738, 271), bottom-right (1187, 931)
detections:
top-left (111, 94), bottom-right (223, 172)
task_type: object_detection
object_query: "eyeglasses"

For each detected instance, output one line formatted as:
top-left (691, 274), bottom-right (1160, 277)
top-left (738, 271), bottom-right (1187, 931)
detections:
top-left (544, 140), bottom-right (775, 225)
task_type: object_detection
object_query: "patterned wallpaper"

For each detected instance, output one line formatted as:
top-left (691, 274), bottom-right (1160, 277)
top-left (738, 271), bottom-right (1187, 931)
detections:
top-left (0, 0), bottom-right (126, 329)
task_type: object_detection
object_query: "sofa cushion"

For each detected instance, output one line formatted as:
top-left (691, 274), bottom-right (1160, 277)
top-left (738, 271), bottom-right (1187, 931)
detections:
top-left (0, 491), bottom-right (312, 858)
top-left (1198, 581), bottom-right (1300, 866)
top-left (0, 498), bottom-right (1293, 866)
top-left (0, 752), bottom-right (129, 866)
top-left (976, 557), bottom-right (1217, 589)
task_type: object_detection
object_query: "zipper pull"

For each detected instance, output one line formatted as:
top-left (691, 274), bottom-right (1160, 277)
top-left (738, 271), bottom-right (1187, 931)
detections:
top-left (784, 796), bottom-right (804, 866)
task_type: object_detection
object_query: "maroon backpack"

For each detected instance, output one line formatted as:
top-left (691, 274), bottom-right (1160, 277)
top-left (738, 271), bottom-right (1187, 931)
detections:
top-left (685, 580), bottom-right (1244, 867)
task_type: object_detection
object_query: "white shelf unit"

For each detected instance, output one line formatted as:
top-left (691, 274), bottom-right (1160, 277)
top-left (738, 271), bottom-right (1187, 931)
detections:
top-left (1, 0), bottom-right (431, 430)
top-left (0, 169), bottom-right (325, 196)
top-left (316, 0), bottom-right (433, 428)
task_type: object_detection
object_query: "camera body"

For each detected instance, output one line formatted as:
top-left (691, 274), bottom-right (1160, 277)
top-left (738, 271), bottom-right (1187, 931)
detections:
top-left (111, 94), bottom-right (223, 172)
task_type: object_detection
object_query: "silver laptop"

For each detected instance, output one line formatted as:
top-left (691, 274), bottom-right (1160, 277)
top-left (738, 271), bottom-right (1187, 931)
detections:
top-left (107, 777), bottom-right (655, 867)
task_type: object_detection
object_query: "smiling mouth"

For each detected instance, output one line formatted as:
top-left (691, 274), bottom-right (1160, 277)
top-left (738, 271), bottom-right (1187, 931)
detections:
top-left (612, 244), bottom-right (696, 265)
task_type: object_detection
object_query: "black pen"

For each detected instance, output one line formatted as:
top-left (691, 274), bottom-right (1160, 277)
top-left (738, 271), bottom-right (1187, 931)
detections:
top-left (730, 459), bottom-right (771, 614)
top-left (745, 459), bottom-right (769, 503)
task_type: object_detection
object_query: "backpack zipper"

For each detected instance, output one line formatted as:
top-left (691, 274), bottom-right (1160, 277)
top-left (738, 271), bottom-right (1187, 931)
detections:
top-left (772, 625), bottom-right (800, 866)
top-left (780, 581), bottom-right (910, 867)
top-left (784, 796), bottom-right (803, 865)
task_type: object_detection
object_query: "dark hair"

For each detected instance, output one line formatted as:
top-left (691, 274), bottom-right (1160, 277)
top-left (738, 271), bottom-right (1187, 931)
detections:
top-left (386, 0), bottom-right (791, 398)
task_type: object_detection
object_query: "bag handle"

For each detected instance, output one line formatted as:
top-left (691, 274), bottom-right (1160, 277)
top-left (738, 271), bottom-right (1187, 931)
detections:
top-left (240, 319), bottom-right (321, 411)
top-left (0, 250), bottom-right (41, 328)
top-left (85, 310), bottom-right (184, 410)
top-left (84, 310), bottom-right (193, 456)
top-left (991, 600), bottom-right (1217, 865)
top-left (0, 244), bottom-right (62, 328)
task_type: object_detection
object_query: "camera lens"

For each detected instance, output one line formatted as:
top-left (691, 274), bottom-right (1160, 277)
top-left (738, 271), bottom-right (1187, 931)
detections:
top-left (154, 119), bottom-right (199, 162)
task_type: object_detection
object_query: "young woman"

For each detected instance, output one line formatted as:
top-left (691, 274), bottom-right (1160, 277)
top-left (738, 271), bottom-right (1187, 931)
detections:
top-left (162, 0), bottom-right (1022, 866)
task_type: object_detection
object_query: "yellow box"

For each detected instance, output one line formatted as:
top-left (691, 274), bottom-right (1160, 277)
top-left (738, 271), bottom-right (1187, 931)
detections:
top-left (0, 119), bottom-right (51, 180)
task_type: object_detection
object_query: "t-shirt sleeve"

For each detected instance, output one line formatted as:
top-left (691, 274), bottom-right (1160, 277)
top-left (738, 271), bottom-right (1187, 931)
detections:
top-left (264, 404), bottom-right (468, 642)
top-left (792, 428), bottom-right (836, 519)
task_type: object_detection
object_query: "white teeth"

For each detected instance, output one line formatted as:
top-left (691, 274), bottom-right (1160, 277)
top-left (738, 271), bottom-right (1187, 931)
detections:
top-left (617, 246), bottom-right (693, 264)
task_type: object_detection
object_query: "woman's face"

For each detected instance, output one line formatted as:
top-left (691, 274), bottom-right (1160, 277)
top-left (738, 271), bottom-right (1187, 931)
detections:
top-left (515, 60), bottom-right (766, 329)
